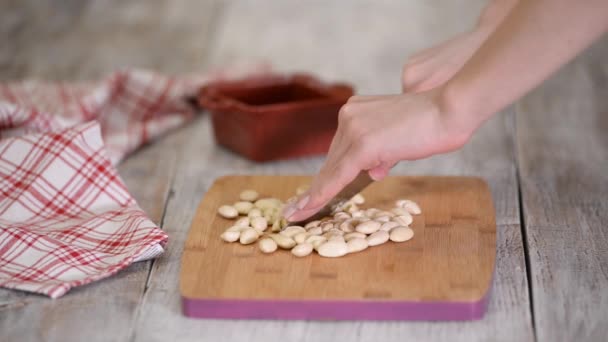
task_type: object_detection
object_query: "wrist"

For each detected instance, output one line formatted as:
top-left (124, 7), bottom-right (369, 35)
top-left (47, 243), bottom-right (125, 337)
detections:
top-left (434, 82), bottom-right (481, 146)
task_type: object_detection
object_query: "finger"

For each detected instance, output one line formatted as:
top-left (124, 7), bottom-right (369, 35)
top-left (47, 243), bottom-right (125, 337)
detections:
top-left (310, 143), bottom-right (357, 207)
top-left (406, 45), bottom-right (443, 64)
top-left (368, 161), bottom-right (395, 181)
top-left (402, 67), bottom-right (445, 93)
top-left (324, 99), bottom-right (369, 167)
top-left (325, 121), bottom-right (345, 157)
top-left (283, 123), bottom-right (350, 220)
top-left (347, 95), bottom-right (387, 103)
top-left (282, 194), bottom-right (321, 222)
top-left (402, 65), bottom-right (430, 93)
top-left (286, 98), bottom-right (378, 221)
top-left (325, 100), bottom-right (359, 157)
top-left (406, 70), bottom-right (451, 93)
top-left (286, 148), bottom-right (363, 222)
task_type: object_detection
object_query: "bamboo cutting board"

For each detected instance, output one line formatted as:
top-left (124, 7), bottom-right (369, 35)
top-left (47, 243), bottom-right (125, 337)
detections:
top-left (180, 175), bottom-right (496, 321)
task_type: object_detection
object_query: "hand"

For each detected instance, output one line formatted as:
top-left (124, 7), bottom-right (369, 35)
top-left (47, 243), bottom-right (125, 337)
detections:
top-left (401, 0), bottom-right (521, 93)
top-left (283, 88), bottom-right (473, 222)
top-left (402, 30), bottom-right (486, 93)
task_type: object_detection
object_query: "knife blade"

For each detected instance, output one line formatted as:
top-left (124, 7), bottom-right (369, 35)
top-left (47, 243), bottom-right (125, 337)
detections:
top-left (287, 171), bottom-right (374, 225)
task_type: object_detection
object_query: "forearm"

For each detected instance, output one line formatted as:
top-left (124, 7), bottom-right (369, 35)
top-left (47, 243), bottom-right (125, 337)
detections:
top-left (442, 0), bottom-right (608, 133)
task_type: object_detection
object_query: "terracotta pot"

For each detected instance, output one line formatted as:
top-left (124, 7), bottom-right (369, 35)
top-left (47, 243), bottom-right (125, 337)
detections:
top-left (198, 73), bottom-right (353, 162)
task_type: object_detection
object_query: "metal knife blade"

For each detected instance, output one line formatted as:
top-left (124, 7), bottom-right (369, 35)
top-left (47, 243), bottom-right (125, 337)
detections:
top-left (287, 171), bottom-right (373, 225)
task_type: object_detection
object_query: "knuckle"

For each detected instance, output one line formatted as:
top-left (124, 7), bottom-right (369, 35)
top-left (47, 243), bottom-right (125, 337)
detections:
top-left (401, 65), bottom-right (418, 84)
top-left (343, 118), bottom-right (364, 138)
top-left (377, 149), bottom-right (393, 165)
top-left (338, 103), bottom-right (354, 122)
top-left (347, 95), bottom-right (360, 103)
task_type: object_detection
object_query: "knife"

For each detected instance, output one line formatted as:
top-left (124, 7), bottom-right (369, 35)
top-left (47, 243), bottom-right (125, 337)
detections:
top-left (287, 171), bottom-right (374, 225)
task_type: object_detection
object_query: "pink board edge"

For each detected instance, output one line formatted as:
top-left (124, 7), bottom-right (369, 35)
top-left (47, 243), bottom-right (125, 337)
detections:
top-left (181, 287), bottom-right (492, 321)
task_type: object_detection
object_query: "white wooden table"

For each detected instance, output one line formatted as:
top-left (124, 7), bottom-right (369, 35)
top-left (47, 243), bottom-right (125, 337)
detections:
top-left (1, 1), bottom-right (607, 341)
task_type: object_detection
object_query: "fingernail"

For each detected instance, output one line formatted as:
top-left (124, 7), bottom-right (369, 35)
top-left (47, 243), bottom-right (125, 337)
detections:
top-left (296, 195), bottom-right (310, 210)
top-left (283, 203), bottom-right (297, 219)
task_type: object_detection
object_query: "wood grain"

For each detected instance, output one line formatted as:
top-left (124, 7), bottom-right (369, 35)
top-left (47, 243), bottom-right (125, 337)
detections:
top-left (0, 1), bottom-right (223, 342)
top-left (0, 0), bottom-right (539, 340)
top-left (0, 0), bottom-right (224, 81)
top-left (0, 262), bottom-right (149, 342)
top-left (515, 38), bottom-right (608, 342)
top-left (182, 175), bottom-right (496, 309)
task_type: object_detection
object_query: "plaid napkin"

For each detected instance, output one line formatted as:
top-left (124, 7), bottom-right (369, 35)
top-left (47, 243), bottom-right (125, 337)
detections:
top-left (0, 66), bottom-right (268, 298)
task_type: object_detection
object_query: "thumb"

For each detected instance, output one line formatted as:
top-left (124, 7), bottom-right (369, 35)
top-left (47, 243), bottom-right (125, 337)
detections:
top-left (368, 161), bottom-right (395, 181)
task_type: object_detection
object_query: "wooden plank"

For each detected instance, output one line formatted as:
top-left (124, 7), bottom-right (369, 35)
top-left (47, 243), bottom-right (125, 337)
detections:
top-left (0, 263), bottom-right (150, 342)
top-left (515, 37), bottom-right (608, 342)
top-left (1, 0), bottom-right (536, 340)
top-left (133, 1), bottom-right (533, 341)
top-left (0, 1), bottom-right (223, 341)
top-left (0, 0), bottom-right (225, 81)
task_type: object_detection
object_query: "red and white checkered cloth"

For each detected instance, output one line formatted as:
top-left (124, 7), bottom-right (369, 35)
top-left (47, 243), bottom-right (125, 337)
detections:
top-left (0, 66), bottom-right (269, 298)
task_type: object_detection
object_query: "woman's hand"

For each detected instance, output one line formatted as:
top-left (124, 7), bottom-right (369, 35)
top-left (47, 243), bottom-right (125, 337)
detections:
top-left (283, 0), bottom-right (608, 222)
top-left (283, 88), bottom-right (473, 222)
top-left (401, 30), bottom-right (486, 93)
top-left (401, 0), bottom-right (519, 93)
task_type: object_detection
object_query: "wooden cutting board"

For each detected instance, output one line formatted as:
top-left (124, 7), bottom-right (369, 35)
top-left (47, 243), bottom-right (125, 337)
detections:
top-left (180, 175), bottom-right (496, 321)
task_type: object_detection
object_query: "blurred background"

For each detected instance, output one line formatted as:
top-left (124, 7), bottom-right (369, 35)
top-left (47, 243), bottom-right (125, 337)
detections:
top-left (0, 0), bottom-right (487, 94)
